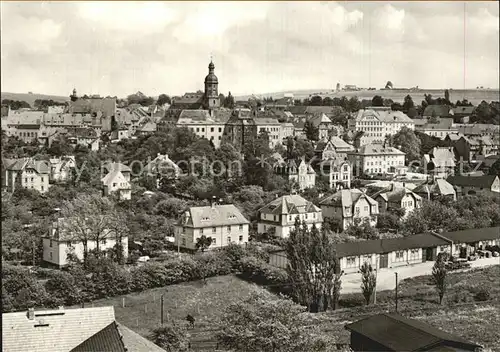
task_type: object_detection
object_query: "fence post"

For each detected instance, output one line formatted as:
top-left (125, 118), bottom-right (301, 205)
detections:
top-left (122, 297), bottom-right (125, 308)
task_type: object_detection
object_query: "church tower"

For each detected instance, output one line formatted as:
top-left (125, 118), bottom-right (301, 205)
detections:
top-left (204, 60), bottom-right (220, 110)
top-left (70, 88), bottom-right (78, 102)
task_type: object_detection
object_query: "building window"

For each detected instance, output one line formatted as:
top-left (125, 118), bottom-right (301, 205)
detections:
top-left (409, 249), bottom-right (419, 261)
top-left (364, 255), bottom-right (372, 263)
top-left (346, 257), bottom-right (357, 268)
top-left (50, 252), bottom-right (53, 260)
top-left (41, 186), bottom-right (44, 191)
top-left (289, 215), bottom-right (292, 221)
top-left (200, 228), bottom-right (204, 235)
top-left (182, 227), bottom-right (186, 233)
top-left (181, 238), bottom-right (186, 246)
top-left (239, 224), bottom-right (243, 231)
top-left (227, 236), bottom-right (231, 243)
top-left (239, 235), bottom-right (243, 242)
top-left (395, 251), bottom-right (405, 262)
top-left (212, 227), bottom-right (216, 233)
top-left (211, 127), bottom-right (214, 132)
top-left (212, 238), bottom-right (216, 244)
top-left (49, 240), bottom-right (53, 248)
top-left (364, 206), bottom-right (368, 211)
top-left (227, 226), bottom-right (231, 232)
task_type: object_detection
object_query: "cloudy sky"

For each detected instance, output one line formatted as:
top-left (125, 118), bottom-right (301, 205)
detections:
top-left (1, 1), bottom-right (498, 97)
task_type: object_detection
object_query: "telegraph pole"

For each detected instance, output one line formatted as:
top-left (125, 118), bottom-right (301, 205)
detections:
top-left (160, 294), bottom-right (164, 326)
top-left (373, 257), bottom-right (379, 305)
top-left (395, 272), bottom-right (399, 312)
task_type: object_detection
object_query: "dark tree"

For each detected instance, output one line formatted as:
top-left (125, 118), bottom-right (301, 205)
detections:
top-left (224, 91), bottom-right (235, 109)
top-left (371, 95), bottom-right (384, 107)
top-left (157, 94), bottom-right (171, 106)
top-left (303, 121), bottom-right (319, 141)
top-left (309, 95), bottom-right (323, 106)
top-left (432, 256), bottom-right (447, 304)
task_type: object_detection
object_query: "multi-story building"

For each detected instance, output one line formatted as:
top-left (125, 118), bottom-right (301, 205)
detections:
top-left (280, 122), bottom-right (295, 141)
top-left (2, 157), bottom-right (50, 193)
top-left (371, 184), bottom-right (422, 217)
top-left (308, 113), bottom-right (340, 140)
top-left (175, 201), bottom-right (250, 250)
top-left (254, 116), bottom-right (282, 148)
top-left (414, 118), bottom-right (457, 140)
top-left (101, 162), bottom-right (131, 200)
top-left (257, 194), bottom-right (323, 238)
top-left (222, 108), bottom-right (258, 151)
top-left (347, 144), bottom-right (406, 176)
top-left (274, 158), bottom-right (316, 191)
top-left (319, 189), bottom-right (379, 231)
top-left (348, 107), bottom-right (415, 145)
top-left (328, 159), bottom-right (351, 190)
top-left (176, 109), bottom-right (230, 148)
top-left (42, 217), bottom-right (128, 268)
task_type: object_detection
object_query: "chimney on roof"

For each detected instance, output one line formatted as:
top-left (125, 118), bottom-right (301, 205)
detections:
top-left (27, 308), bottom-right (35, 320)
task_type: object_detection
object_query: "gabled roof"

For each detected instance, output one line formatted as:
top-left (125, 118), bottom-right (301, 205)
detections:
top-left (315, 136), bottom-right (353, 152)
top-left (413, 178), bottom-right (456, 197)
top-left (309, 113), bottom-right (332, 127)
top-left (180, 204), bottom-right (250, 228)
top-left (418, 118), bottom-right (456, 130)
top-left (355, 108), bottom-right (414, 123)
top-left (71, 322), bottom-right (126, 352)
top-left (319, 189), bottom-right (378, 218)
top-left (426, 147), bottom-right (456, 168)
top-left (103, 162), bottom-right (131, 174)
top-left (350, 144), bottom-right (405, 156)
top-left (137, 121), bottom-right (157, 133)
top-left (345, 313), bottom-right (482, 351)
top-left (259, 195), bottom-right (321, 215)
top-left (2, 307), bottom-right (116, 352)
top-left (145, 154), bottom-right (181, 175)
top-left (3, 157), bottom-right (49, 174)
top-left (254, 117), bottom-right (280, 125)
top-left (101, 170), bottom-right (131, 188)
top-left (442, 226), bottom-right (500, 244)
top-left (371, 185), bottom-right (421, 203)
top-left (446, 175), bottom-right (499, 188)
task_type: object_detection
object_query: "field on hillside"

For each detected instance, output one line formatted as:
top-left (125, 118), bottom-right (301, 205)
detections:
top-left (238, 88), bottom-right (500, 105)
top-left (86, 265), bottom-right (500, 351)
top-left (83, 275), bottom-right (274, 351)
top-left (1, 92), bottom-right (69, 106)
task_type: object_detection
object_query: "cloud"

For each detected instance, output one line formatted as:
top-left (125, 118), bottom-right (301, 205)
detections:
top-left (77, 2), bottom-right (178, 34)
top-left (1, 1), bottom-right (498, 96)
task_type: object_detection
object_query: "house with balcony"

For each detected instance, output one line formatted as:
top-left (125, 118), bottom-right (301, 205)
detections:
top-left (319, 188), bottom-right (379, 231)
top-left (257, 194), bottom-right (323, 238)
top-left (175, 201), bottom-right (250, 250)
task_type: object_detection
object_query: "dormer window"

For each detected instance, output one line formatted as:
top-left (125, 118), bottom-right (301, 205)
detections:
top-left (228, 214), bottom-right (236, 220)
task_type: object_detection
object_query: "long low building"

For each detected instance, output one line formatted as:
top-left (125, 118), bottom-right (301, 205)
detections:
top-left (269, 227), bottom-right (500, 274)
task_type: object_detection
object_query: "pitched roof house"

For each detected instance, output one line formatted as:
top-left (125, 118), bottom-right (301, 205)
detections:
top-left (101, 162), bottom-right (132, 200)
top-left (345, 313), bottom-right (482, 351)
top-left (2, 157), bottom-right (50, 193)
top-left (422, 147), bottom-right (456, 178)
top-left (371, 184), bottom-right (422, 217)
top-left (175, 202), bottom-right (250, 250)
top-left (319, 189), bottom-right (379, 231)
top-left (257, 194), bottom-right (322, 238)
top-left (413, 178), bottom-right (457, 201)
top-left (2, 306), bottom-right (165, 352)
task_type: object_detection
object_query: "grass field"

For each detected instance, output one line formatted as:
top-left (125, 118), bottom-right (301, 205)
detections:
top-left (88, 265), bottom-right (500, 351)
top-left (86, 275), bottom-right (273, 351)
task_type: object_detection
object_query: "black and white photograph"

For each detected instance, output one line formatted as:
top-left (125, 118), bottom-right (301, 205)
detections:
top-left (1, 1), bottom-right (499, 351)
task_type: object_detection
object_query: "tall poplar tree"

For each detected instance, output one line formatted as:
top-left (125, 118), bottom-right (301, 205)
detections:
top-left (285, 219), bottom-right (340, 312)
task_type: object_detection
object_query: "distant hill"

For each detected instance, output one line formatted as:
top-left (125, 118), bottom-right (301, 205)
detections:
top-left (236, 88), bottom-right (500, 105)
top-left (1, 92), bottom-right (70, 107)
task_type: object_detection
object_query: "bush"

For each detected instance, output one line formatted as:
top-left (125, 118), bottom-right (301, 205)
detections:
top-left (239, 256), bottom-right (291, 296)
top-left (473, 287), bottom-right (491, 302)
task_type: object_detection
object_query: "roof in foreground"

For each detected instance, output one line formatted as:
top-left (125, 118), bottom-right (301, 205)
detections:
top-left (2, 307), bottom-right (115, 352)
top-left (345, 313), bottom-right (482, 351)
